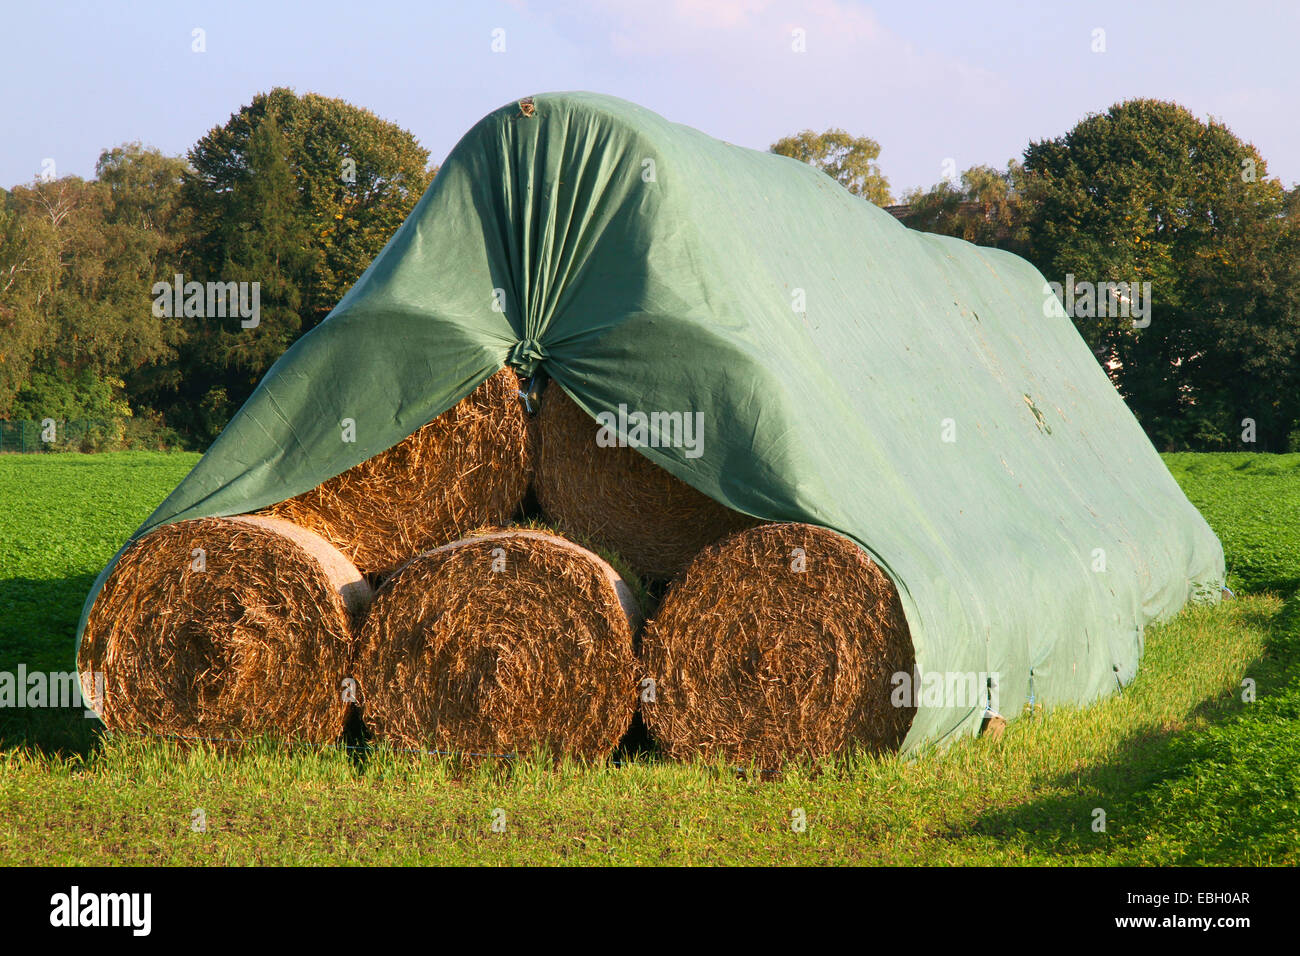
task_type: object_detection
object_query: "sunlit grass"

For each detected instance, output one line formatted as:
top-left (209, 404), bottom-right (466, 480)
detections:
top-left (0, 593), bottom-right (1285, 865)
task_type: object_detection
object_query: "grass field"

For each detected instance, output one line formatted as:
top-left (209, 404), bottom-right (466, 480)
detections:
top-left (1, 451), bottom-right (1297, 865)
top-left (1163, 453), bottom-right (1300, 595)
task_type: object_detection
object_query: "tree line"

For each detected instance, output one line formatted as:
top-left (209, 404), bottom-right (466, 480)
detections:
top-left (1, 89), bottom-right (433, 449)
top-left (2, 92), bottom-right (1296, 452)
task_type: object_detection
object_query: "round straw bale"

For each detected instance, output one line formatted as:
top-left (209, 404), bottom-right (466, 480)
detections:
top-left (78, 514), bottom-right (372, 743)
top-left (535, 385), bottom-right (756, 579)
top-left (263, 367), bottom-right (531, 575)
top-left (357, 529), bottom-right (640, 760)
top-left (639, 522), bottom-right (915, 766)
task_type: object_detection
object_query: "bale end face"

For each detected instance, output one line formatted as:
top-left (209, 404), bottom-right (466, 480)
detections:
top-left (79, 516), bottom-right (372, 744)
top-left (639, 522), bottom-right (915, 766)
top-left (357, 529), bottom-right (639, 760)
top-left (535, 385), bottom-right (757, 580)
top-left (263, 367), bottom-right (532, 575)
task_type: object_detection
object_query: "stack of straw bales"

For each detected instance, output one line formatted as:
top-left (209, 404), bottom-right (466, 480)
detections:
top-left (82, 371), bottom-right (915, 765)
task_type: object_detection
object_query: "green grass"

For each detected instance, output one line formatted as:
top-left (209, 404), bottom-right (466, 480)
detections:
top-left (1088, 597), bottom-right (1300, 864)
top-left (1163, 452), bottom-right (1300, 594)
top-left (0, 451), bottom-right (199, 752)
top-left (0, 451), bottom-right (200, 672)
top-left (0, 450), bottom-right (1297, 865)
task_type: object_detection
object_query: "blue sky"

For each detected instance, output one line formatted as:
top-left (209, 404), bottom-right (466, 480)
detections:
top-left (2, 0), bottom-right (1293, 196)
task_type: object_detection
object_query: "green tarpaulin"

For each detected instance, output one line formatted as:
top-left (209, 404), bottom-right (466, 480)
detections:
top-left (77, 92), bottom-right (1224, 751)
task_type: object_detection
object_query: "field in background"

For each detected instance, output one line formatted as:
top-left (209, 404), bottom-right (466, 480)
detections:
top-left (0, 451), bottom-right (1296, 865)
top-left (1163, 453), bottom-right (1300, 595)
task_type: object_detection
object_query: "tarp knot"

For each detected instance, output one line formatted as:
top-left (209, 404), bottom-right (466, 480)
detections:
top-left (508, 339), bottom-right (548, 376)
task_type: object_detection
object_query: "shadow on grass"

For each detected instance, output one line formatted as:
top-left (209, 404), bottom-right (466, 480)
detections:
top-left (968, 595), bottom-right (1299, 863)
top-left (0, 573), bottom-right (103, 758)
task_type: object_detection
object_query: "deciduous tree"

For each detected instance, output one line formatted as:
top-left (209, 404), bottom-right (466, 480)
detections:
top-left (1021, 99), bottom-right (1300, 450)
top-left (770, 128), bottom-right (892, 205)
